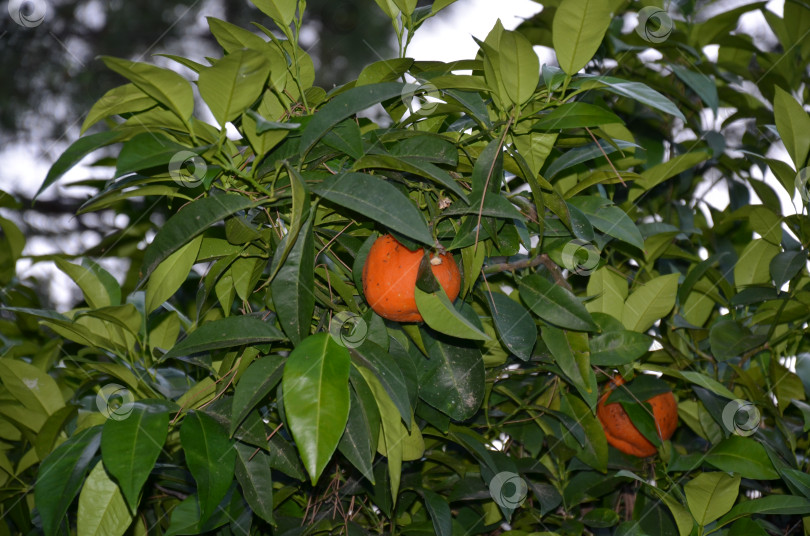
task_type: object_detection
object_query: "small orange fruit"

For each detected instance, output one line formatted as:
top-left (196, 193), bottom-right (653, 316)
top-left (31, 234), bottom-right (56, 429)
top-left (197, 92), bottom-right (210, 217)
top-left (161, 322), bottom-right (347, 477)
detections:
top-left (596, 376), bottom-right (678, 458)
top-left (362, 234), bottom-right (461, 322)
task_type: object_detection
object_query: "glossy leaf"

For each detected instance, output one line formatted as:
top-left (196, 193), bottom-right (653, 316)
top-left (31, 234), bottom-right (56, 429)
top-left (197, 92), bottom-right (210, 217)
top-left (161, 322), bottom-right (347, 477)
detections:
top-left (705, 436), bottom-right (779, 480)
top-left (37, 130), bottom-right (123, 199)
top-left (35, 426), bottom-right (102, 536)
top-left (497, 30), bottom-right (539, 105)
top-left (589, 330), bottom-right (652, 365)
top-left (230, 354), bottom-right (285, 434)
top-left (414, 287), bottom-right (491, 341)
top-left (314, 172), bottom-right (433, 245)
top-left (180, 410), bottom-right (236, 525)
top-left (418, 332), bottom-right (485, 421)
top-left (145, 234), bottom-right (202, 313)
top-left (141, 194), bottom-right (257, 281)
top-left (774, 85), bottom-right (810, 168)
top-left (337, 384), bottom-right (378, 483)
top-left (519, 273), bottom-right (597, 331)
top-left (0, 358), bottom-right (65, 416)
top-left (533, 102), bottom-right (623, 130)
top-left (161, 316), bottom-right (284, 361)
top-left (271, 213), bottom-right (315, 345)
top-left (282, 333), bottom-right (351, 484)
top-left (101, 400), bottom-right (173, 511)
top-left (234, 442), bottom-right (274, 525)
top-left (485, 291), bottom-right (536, 361)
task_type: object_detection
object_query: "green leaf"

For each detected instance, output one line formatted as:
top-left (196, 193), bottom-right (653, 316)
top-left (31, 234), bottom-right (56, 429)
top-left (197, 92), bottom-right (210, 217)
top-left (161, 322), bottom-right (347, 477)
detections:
top-left (350, 340), bottom-right (412, 429)
top-left (0, 358), bottom-right (64, 416)
top-left (337, 383), bottom-right (378, 484)
top-left (423, 489), bottom-right (452, 536)
top-left (323, 118), bottom-right (364, 159)
top-left (631, 152), bottom-right (711, 200)
top-left (586, 267), bottom-right (628, 319)
top-left (567, 196), bottom-right (644, 250)
top-left (719, 495), bottom-right (810, 526)
top-left (544, 326), bottom-right (594, 400)
top-left (709, 317), bottom-right (766, 361)
top-left (497, 30), bottom-right (540, 105)
top-left (230, 355), bottom-right (284, 435)
top-left (705, 436), bottom-right (779, 480)
top-left (266, 167), bottom-right (311, 284)
top-left (671, 65), bottom-right (718, 112)
top-left (252, 0), bottom-right (297, 26)
top-left (199, 48), bottom-right (271, 127)
top-left (519, 273), bottom-right (597, 331)
top-left (272, 213), bottom-right (315, 345)
top-left (353, 154), bottom-right (467, 200)
top-left (145, 235), bottom-right (202, 314)
top-left (101, 56), bottom-right (194, 123)
top-left (589, 330), bottom-right (652, 365)
top-left (562, 393), bottom-right (607, 472)
top-left (161, 316), bottom-right (284, 361)
top-left (552, 0), bottom-right (613, 75)
top-left (35, 426), bottom-right (102, 536)
top-left (179, 410), bottom-right (236, 525)
top-left (684, 472), bottom-right (740, 527)
top-left (583, 76), bottom-right (686, 121)
top-left (101, 400), bottom-right (173, 512)
top-left (81, 83), bottom-right (155, 134)
top-left (414, 287), bottom-right (491, 341)
top-left (314, 172), bottom-right (433, 246)
top-left (77, 461), bottom-right (133, 536)
top-left (418, 332), bottom-right (485, 421)
top-left (774, 85), bottom-right (810, 168)
top-left (485, 291), bottom-right (537, 361)
top-left (546, 139), bottom-right (637, 179)
top-left (234, 442), bottom-right (274, 525)
top-left (141, 194), bottom-right (257, 281)
top-left (37, 130), bottom-right (123, 200)
top-left (533, 102), bottom-right (623, 130)
top-left (622, 273), bottom-right (679, 332)
top-left (734, 239), bottom-right (780, 290)
top-left (282, 333), bottom-right (351, 484)
top-left (356, 58), bottom-right (414, 86)
top-left (300, 82), bottom-right (406, 153)
top-left (207, 17), bottom-right (267, 52)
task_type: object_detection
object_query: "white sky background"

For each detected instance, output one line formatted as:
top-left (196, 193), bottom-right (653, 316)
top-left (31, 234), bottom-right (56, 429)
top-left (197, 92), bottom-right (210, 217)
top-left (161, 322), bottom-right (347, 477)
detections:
top-left (2, 0), bottom-right (803, 310)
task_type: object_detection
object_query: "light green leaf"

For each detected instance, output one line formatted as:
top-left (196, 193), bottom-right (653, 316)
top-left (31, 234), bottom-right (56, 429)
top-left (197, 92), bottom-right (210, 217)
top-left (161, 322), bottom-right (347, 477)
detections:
top-left (552, 0), bottom-right (613, 75)
top-left (101, 56), bottom-right (194, 123)
top-left (145, 235), bottom-right (202, 314)
top-left (0, 359), bottom-right (64, 416)
top-left (705, 436), bottom-right (779, 480)
top-left (622, 273), bottom-right (679, 332)
top-left (684, 472), bottom-right (740, 527)
top-left (586, 267), bottom-right (628, 319)
top-left (415, 287), bottom-right (491, 341)
top-left (533, 102), bottom-right (623, 130)
top-left (282, 333), bottom-right (351, 484)
top-left (252, 0), bottom-right (298, 26)
top-left (81, 83), bottom-right (155, 134)
top-left (734, 239), bottom-right (780, 290)
top-left (774, 86), bottom-right (810, 168)
top-left (498, 30), bottom-right (540, 105)
top-left (198, 48), bottom-right (271, 127)
top-left (77, 461), bottom-right (133, 536)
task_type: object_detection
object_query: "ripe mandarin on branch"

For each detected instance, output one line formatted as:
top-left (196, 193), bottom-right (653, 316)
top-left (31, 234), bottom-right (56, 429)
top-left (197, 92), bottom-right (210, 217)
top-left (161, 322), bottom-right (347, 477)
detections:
top-left (596, 376), bottom-right (678, 458)
top-left (362, 234), bottom-right (461, 322)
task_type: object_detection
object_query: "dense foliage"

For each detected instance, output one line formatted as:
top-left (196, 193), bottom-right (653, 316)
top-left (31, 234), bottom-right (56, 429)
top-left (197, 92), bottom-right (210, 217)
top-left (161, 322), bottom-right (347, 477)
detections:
top-left (1, 0), bottom-right (810, 534)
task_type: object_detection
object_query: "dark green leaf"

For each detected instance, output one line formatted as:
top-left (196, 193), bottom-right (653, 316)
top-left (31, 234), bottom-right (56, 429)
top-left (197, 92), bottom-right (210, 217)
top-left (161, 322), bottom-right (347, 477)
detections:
top-left (161, 316), bottom-right (284, 362)
top-left (589, 330), bottom-right (652, 365)
top-left (314, 172), bottom-right (433, 245)
top-left (418, 333), bottom-right (485, 421)
top-left (485, 291), bottom-right (537, 361)
top-left (272, 213), bottom-right (315, 345)
top-left (282, 333), bottom-right (351, 484)
top-left (230, 355), bottom-right (285, 435)
top-left (234, 442), bottom-right (274, 525)
top-left (179, 410), bottom-right (236, 525)
top-left (36, 131), bottom-right (123, 200)
top-left (519, 273), bottom-right (597, 331)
